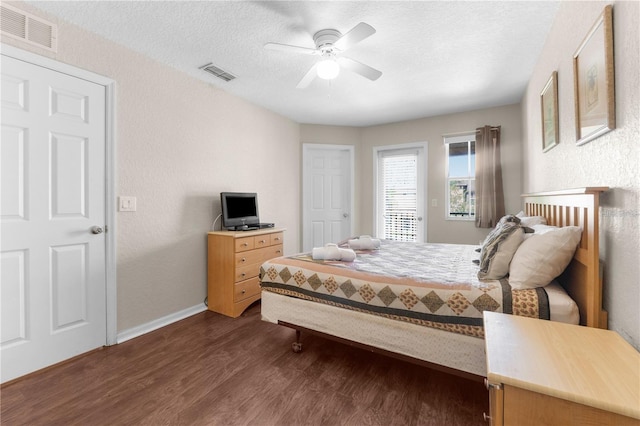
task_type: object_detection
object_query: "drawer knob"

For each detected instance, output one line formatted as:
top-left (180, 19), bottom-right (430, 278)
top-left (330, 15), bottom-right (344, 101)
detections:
top-left (274, 237), bottom-right (280, 241)
top-left (242, 289), bottom-right (246, 294)
top-left (276, 250), bottom-right (282, 254)
top-left (241, 257), bottom-right (246, 263)
top-left (242, 243), bottom-right (248, 247)
top-left (241, 273), bottom-right (246, 277)
top-left (260, 239), bottom-right (266, 243)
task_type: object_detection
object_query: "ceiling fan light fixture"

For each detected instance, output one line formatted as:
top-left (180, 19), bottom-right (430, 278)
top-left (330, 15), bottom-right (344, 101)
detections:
top-left (265, 22), bottom-right (380, 88)
top-left (317, 59), bottom-right (340, 80)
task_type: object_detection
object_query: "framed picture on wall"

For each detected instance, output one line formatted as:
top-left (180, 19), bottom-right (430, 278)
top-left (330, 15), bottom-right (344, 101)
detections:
top-left (573, 5), bottom-right (615, 146)
top-left (541, 71), bottom-right (559, 152)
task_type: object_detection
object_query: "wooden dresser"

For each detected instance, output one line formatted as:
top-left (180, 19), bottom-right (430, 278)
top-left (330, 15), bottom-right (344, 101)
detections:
top-left (207, 228), bottom-right (284, 318)
top-left (483, 312), bottom-right (640, 426)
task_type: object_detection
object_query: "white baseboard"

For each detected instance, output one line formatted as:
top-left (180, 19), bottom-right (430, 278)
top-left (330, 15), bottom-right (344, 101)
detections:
top-left (116, 303), bottom-right (208, 344)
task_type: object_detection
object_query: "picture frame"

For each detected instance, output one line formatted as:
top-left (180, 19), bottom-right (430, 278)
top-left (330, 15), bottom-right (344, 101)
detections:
top-left (573, 5), bottom-right (615, 146)
top-left (541, 71), bottom-right (559, 152)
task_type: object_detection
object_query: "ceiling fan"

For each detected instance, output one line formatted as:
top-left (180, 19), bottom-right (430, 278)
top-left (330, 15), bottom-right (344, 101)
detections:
top-left (264, 22), bottom-right (382, 89)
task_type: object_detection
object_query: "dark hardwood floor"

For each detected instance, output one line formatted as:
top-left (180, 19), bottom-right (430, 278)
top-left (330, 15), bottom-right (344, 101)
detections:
top-left (1, 302), bottom-right (488, 425)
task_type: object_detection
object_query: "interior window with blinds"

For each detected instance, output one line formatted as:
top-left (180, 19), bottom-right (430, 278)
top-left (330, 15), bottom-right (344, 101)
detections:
top-left (445, 134), bottom-right (476, 220)
top-left (378, 150), bottom-right (418, 241)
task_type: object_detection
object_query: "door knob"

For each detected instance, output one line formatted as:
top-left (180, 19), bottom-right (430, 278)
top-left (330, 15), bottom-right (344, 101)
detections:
top-left (91, 226), bottom-right (104, 234)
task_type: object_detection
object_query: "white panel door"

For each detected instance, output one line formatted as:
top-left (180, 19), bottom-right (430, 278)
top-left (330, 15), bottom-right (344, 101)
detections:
top-left (1, 55), bottom-right (107, 383)
top-left (302, 145), bottom-right (353, 252)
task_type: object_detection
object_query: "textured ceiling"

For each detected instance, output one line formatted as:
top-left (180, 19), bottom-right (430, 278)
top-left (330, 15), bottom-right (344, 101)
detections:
top-left (27, 1), bottom-right (560, 127)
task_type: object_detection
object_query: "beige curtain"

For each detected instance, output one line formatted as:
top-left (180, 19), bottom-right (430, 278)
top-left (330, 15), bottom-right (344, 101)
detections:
top-left (475, 125), bottom-right (505, 228)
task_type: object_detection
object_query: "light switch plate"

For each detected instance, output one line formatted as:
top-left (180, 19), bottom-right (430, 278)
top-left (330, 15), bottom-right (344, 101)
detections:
top-left (119, 196), bottom-right (137, 212)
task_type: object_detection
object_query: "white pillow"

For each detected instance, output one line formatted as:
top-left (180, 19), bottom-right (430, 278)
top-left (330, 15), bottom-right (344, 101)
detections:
top-left (530, 224), bottom-right (558, 234)
top-left (478, 223), bottom-right (524, 280)
top-left (523, 224), bottom-right (560, 240)
top-left (509, 226), bottom-right (582, 289)
top-left (515, 211), bottom-right (548, 227)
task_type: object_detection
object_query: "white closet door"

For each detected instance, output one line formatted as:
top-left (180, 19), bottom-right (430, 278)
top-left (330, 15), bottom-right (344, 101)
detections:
top-left (302, 145), bottom-right (353, 252)
top-left (1, 55), bottom-right (107, 383)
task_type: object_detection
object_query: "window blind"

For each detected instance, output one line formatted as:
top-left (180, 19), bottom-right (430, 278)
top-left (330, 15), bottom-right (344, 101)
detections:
top-left (380, 152), bottom-right (418, 242)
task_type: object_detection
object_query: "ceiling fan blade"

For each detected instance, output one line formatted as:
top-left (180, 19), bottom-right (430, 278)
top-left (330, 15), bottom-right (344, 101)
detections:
top-left (296, 63), bottom-right (319, 89)
top-left (334, 22), bottom-right (376, 51)
top-left (337, 57), bottom-right (382, 81)
top-left (264, 42), bottom-right (319, 55)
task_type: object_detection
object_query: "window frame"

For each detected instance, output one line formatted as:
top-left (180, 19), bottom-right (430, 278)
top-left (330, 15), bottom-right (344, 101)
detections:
top-left (444, 133), bottom-right (476, 221)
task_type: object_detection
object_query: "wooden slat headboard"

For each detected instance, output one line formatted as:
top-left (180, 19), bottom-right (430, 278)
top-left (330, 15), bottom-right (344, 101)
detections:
top-left (522, 187), bottom-right (608, 329)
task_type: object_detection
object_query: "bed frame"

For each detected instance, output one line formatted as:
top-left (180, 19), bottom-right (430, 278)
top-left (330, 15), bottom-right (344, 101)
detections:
top-left (266, 187), bottom-right (608, 380)
top-left (522, 187), bottom-right (608, 329)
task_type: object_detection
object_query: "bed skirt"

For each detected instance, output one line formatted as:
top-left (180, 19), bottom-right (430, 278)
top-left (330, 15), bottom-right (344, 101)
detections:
top-left (261, 290), bottom-right (487, 377)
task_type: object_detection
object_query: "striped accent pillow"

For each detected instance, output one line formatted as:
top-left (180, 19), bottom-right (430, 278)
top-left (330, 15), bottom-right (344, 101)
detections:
top-left (478, 219), bottom-right (525, 280)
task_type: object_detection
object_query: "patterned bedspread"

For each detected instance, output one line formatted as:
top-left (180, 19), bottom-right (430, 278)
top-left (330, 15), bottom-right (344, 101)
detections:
top-left (259, 240), bottom-right (549, 338)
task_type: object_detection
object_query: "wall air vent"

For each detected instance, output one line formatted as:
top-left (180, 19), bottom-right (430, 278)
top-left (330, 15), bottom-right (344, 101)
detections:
top-left (199, 63), bottom-right (236, 82)
top-left (1, 4), bottom-right (57, 52)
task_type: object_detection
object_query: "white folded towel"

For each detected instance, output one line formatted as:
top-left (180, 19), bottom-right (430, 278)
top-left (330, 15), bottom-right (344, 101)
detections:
top-left (312, 243), bottom-right (356, 262)
top-left (338, 248), bottom-right (356, 262)
top-left (347, 235), bottom-right (381, 250)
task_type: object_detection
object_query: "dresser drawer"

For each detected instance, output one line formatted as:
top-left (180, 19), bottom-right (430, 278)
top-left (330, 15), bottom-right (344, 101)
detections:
top-left (235, 245), bottom-right (284, 267)
top-left (234, 277), bottom-right (261, 302)
top-left (266, 244), bottom-right (284, 259)
top-left (270, 232), bottom-right (284, 246)
top-left (235, 263), bottom-right (261, 282)
top-left (235, 236), bottom-right (255, 252)
top-left (235, 247), bottom-right (266, 267)
top-left (254, 235), bottom-right (271, 248)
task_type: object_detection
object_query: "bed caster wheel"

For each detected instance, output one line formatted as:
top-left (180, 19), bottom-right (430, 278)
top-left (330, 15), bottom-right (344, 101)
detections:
top-left (291, 342), bottom-right (303, 353)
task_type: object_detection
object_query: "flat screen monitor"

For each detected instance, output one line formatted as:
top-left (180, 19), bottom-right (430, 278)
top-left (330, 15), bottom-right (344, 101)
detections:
top-left (220, 192), bottom-right (259, 230)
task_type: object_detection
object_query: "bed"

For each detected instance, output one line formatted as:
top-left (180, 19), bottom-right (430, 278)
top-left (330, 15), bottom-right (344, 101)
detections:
top-left (259, 188), bottom-right (608, 380)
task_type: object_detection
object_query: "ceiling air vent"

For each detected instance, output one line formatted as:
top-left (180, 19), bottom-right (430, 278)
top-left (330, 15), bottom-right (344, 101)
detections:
top-left (1, 4), bottom-right (57, 52)
top-left (200, 63), bottom-right (236, 82)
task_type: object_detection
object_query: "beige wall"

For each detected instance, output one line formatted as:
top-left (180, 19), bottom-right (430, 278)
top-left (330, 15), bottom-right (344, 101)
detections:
top-left (521, 1), bottom-right (639, 349)
top-left (3, 2), bottom-right (301, 332)
top-left (302, 104), bottom-right (523, 245)
top-left (7, 1), bottom-right (637, 350)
